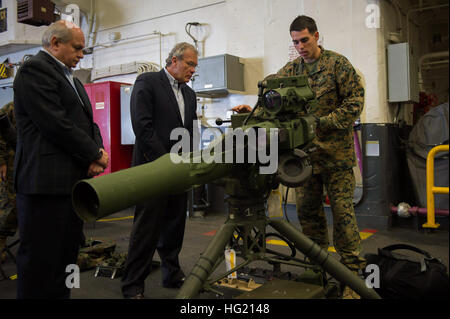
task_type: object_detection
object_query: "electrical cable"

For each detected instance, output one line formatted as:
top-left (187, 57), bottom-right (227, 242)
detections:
top-left (283, 187), bottom-right (291, 223)
top-left (265, 232), bottom-right (296, 259)
top-left (185, 22), bottom-right (200, 51)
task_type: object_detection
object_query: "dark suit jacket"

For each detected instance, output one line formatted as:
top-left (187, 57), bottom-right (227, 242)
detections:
top-left (131, 69), bottom-right (197, 166)
top-left (13, 50), bottom-right (103, 195)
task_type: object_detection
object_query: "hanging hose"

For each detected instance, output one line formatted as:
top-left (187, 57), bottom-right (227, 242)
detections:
top-left (283, 187), bottom-right (291, 223)
top-left (185, 22), bottom-right (200, 51)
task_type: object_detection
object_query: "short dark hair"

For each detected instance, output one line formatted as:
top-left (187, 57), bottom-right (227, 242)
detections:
top-left (289, 15), bottom-right (318, 34)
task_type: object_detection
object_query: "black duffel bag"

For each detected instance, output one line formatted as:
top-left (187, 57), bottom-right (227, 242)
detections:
top-left (364, 244), bottom-right (449, 299)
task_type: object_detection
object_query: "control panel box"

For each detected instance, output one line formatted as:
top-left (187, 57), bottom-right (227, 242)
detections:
top-left (387, 43), bottom-right (419, 103)
top-left (192, 54), bottom-right (244, 96)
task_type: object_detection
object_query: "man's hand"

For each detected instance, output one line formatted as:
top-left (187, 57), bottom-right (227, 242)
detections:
top-left (0, 164), bottom-right (6, 181)
top-left (231, 105), bottom-right (252, 114)
top-left (87, 162), bottom-right (104, 177)
top-left (96, 148), bottom-right (109, 169)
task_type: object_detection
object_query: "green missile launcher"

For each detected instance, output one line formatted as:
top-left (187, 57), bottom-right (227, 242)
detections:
top-left (72, 75), bottom-right (316, 222)
top-left (72, 75), bottom-right (380, 299)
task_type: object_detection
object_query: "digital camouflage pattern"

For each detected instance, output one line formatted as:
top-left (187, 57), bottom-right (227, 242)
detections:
top-left (0, 102), bottom-right (17, 239)
top-left (76, 239), bottom-right (118, 271)
top-left (276, 47), bottom-right (364, 174)
top-left (276, 47), bottom-right (366, 271)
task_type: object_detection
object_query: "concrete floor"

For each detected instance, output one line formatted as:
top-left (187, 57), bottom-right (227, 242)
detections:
top-left (0, 204), bottom-right (448, 301)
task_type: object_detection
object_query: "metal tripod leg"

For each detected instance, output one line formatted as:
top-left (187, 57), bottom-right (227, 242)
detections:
top-left (0, 239), bottom-right (19, 281)
top-left (269, 218), bottom-right (381, 299)
top-left (176, 221), bottom-right (237, 299)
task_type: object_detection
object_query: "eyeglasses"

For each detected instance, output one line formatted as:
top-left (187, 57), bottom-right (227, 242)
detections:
top-left (184, 60), bottom-right (198, 69)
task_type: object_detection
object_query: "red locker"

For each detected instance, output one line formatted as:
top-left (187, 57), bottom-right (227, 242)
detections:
top-left (84, 81), bottom-right (133, 176)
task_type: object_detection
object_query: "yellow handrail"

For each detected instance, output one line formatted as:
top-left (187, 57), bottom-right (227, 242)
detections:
top-left (423, 144), bottom-right (449, 229)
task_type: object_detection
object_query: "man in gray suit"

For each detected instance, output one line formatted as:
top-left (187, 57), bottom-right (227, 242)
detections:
top-left (13, 20), bottom-right (108, 299)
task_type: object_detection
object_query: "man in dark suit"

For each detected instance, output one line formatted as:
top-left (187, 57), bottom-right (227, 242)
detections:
top-left (13, 20), bottom-right (108, 299)
top-left (121, 42), bottom-right (198, 299)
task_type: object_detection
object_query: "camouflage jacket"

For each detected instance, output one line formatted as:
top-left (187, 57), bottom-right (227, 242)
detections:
top-left (0, 102), bottom-right (15, 166)
top-left (276, 47), bottom-right (364, 173)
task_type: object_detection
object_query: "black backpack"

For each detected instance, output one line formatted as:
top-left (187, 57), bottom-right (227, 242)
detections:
top-left (364, 244), bottom-right (449, 299)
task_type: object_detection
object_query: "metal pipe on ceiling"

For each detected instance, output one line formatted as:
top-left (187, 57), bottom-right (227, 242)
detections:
top-left (406, 3), bottom-right (449, 44)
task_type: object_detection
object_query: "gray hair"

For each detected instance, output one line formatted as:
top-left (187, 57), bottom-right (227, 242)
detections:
top-left (165, 42), bottom-right (198, 67)
top-left (42, 21), bottom-right (75, 48)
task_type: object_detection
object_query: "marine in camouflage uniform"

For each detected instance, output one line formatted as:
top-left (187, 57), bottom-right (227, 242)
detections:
top-left (276, 17), bottom-right (366, 272)
top-left (0, 102), bottom-right (18, 261)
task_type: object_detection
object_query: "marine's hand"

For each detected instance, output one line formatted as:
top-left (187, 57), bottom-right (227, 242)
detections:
top-left (96, 148), bottom-right (109, 169)
top-left (0, 164), bottom-right (6, 181)
top-left (231, 105), bottom-right (252, 113)
top-left (87, 162), bottom-right (104, 177)
top-left (314, 116), bottom-right (321, 132)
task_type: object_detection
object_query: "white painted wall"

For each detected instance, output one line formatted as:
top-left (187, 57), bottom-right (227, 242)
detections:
top-left (82, 0), bottom-right (386, 124)
top-left (0, 0), bottom-right (47, 44)
top-left (1, 0), bottom-right (410, 125)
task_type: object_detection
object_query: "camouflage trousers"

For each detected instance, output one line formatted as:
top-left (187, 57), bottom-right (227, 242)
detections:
top-left (0, 160), bottom-right (17, 237)
top-left (295, 168), bottom-right (366, 271)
